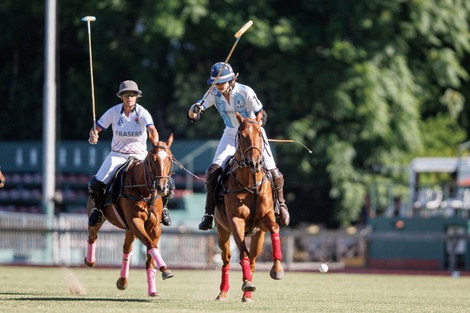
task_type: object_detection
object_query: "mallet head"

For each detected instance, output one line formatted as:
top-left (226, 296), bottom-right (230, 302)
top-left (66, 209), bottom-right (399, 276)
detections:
top-left (81, 16), bottom-right (96, 22)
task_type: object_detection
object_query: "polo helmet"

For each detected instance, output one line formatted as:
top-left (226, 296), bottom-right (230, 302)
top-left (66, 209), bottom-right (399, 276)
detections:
top-left (207, 62), bottom-right (235, 84)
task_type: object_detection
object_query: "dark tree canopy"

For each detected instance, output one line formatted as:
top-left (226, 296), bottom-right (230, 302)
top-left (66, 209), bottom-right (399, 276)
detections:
top-left (1, 0), bottom-right (470, 227)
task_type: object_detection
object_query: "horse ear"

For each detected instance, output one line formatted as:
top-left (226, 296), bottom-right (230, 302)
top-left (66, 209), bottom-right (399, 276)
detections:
top-left (167, 133), bottom-right (174, 147)
top-left (236, 112), bottom-right (243, 124)
top-left (256, 110), bottom-right (263, 123)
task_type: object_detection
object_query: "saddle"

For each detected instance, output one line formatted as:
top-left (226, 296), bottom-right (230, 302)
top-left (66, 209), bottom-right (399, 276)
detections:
top-left (104, 157), bottom-right (140, 207)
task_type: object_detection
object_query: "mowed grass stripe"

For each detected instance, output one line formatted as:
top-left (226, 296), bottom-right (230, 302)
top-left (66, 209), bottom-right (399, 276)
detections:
top-left (1, 266), bottom-right (470, 313)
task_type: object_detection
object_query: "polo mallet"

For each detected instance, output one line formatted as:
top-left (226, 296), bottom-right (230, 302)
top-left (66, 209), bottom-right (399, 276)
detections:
top-left (81, 16), bottom-right (97, 134)
top-left (268, 139), bottom-right (313, 154)
top-left (199, 20), bottom-right (253, 107)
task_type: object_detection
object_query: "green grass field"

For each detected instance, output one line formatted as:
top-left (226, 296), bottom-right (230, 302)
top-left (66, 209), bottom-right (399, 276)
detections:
top-left (1, 266), bottom-right (470, 313)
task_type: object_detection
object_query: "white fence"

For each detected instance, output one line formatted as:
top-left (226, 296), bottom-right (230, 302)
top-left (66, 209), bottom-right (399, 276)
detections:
top-left (0, 211), bottom-right (367, 270)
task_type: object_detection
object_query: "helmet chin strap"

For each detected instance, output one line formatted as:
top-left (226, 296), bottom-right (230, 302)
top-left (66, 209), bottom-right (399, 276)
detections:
top-left (222, 73), bottom-right (239, 95)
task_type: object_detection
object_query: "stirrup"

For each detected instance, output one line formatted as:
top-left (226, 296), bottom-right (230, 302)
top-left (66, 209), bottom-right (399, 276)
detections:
top-left (88, 208), bottom-right (105, 226)
top-left (162, 207), bottom-right (172, 226)
top-left (198, 213), bottom-right (214, 231)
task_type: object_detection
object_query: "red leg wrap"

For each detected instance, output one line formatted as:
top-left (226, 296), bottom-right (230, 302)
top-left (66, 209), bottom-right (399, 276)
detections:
top-left (240, 257), bottom-right (252, 281)
top-left (271, 233), bottom-right (283, 260)
top-left (220, 264), bottom-right (230, 293)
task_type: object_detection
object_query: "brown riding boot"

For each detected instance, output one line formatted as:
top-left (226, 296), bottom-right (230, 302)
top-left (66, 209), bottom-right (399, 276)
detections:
top-left (88, 176), bottom-right (106, 226)
top-left (199, 164), bottom-right (222, 231)
top-left (270, 168), bottom-right (290, 226)
top-left (161, 177), bottom-right (175, 226)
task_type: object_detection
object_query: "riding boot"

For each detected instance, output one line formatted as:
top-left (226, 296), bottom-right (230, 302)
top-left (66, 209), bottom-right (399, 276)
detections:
top-left (161, 201), bottom-right (172, 226)
top-left (199, 164), bottom-right (222, 231)
top-left (88, 176), bottom-right (106, 226)
top-left (270, 168), bottom-right (290, 226)
top-left (161, 177), bottom-right (175, 227)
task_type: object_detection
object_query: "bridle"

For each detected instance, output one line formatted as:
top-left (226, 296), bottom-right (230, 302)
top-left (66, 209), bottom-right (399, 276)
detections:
top-left (236, 119), bottom-right (264, 173)
top-left (145, 144), bottom-right (173, 184)
top-left (123, 144), bottom-right (173, 207)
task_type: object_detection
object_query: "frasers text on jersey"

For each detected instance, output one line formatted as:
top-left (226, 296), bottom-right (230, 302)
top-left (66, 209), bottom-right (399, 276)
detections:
top-left (115, 131), bottom-right (143, 137)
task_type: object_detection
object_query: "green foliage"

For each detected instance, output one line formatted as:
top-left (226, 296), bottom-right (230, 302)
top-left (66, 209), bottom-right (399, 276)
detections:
top-left (1, 0), bottom-right (470, 226)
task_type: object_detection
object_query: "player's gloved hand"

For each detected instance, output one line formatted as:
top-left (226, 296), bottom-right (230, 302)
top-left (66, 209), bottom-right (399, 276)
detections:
top-left (190, 103), bottom-right (202, 114)
top-left (89, 130), bottom-right (98, 145)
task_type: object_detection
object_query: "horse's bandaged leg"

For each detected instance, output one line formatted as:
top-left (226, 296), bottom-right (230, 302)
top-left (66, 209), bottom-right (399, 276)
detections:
top-left (240, 257), bottom-right (252, 281)
top-left (271, 233), bottom-right (283, 261)
top-left (86, 240), bottom-right (96, 264)
top-left (148, 248), bottom-right (167, 269)
top-left (120, 252), bottom-right (132, 278)
top-left (220, 264), bottom-right (230, 292)
top-left (146, 268), bottom-right (157, 296)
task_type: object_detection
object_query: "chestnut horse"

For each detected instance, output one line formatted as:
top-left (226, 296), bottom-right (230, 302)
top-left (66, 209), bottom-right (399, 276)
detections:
top-left (0, 167), bottom-right (4, 188)
top-left (84, 134), bottom-right (174, 297)
top-left (214, 112), bottom-right (284, 302)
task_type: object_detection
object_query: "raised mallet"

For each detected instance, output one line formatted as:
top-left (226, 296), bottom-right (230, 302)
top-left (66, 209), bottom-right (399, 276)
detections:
top-left (199, 20), bottom-right (254, 107)
top-left (81, 16), bottom-right (97, 133)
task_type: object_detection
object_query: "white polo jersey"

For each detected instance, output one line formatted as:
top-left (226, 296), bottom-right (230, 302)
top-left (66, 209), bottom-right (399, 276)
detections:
top-left (97, 103), bottom-right (154, 156)
top-left (199, 83), bottom-right (277, 169)
top-left (200, 83), bottom-right (263, 131)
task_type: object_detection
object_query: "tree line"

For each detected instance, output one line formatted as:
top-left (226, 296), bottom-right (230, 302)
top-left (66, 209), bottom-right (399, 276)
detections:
top-left (2, 0), bottom-right (470, 227)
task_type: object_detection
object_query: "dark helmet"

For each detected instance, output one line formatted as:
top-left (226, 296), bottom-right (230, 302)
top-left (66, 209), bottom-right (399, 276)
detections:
top-left (207, 62), bottom-right (235, 84)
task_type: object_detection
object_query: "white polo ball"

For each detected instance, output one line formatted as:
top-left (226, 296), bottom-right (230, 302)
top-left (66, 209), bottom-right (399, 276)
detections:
top-left (319, 263), bottom-right (328, 273)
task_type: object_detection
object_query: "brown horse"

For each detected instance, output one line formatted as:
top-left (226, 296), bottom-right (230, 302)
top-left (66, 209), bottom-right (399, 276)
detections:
top-left (84, 134), bottom-right (174, 297)
top-left (214, 112), bottom-right (284, 302)
top-left (0, 167), bottom-right (4, 188)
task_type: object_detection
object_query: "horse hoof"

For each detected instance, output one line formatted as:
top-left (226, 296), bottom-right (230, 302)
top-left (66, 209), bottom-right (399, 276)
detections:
top-left (161, 270), bottom-right (174, 280)
top-left (270, 268), bottom-right (284, 280)
top-left (83, 257), bottom-right (95, 268)
top-left (241, 281), bottom-right (256, 292)
top-left (116, 278), bottom-right (128, 290)
top-left (149, 292), bottom-right (161, 298)
top-left (216, 292), bottom-right (228, 301)
top-left (242, 296), bottom-right (253, 303)
top-left (216, 295), bottom-right (228, 301)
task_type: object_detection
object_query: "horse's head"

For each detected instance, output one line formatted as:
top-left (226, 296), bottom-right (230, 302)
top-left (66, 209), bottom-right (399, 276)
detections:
top-left (146, 134), bottom-right (174, 195)
top-left (236, 112), bottom-right (264, 173)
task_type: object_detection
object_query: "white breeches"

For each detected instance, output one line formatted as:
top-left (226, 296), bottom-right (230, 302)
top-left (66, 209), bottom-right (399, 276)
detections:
top-left (212, 127), bottom-right (276, 170)
top-left (95, 151), bottom-right (146, 184)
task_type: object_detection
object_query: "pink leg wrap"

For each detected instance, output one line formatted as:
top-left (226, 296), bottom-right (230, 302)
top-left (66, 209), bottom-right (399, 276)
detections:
top-left (86, 240), bottom-right (96, 264)
top-left (120, 253), bottom-right (132, 278)
top-left (271, 233), bottom-right (283, 260)
top-left (146, 269), bottom-right (157, 296)
top-left (220, 265), bottom-right (230, 293)
top-left (148, 248), bottom-right (166, 269)
top-left (240, 257), bottom-right (252, 282)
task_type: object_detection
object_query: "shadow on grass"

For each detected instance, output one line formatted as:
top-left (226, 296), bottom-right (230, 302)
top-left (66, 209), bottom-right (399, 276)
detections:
top-left (3, 295), bottom-right (154, 303)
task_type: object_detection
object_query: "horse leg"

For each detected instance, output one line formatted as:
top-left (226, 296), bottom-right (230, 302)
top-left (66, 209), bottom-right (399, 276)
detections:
top-left (116, 230), bottom-right (135, 291)
top-left (239, 232), bottom-right (267, 303)
top-left (148, 247), bottom-right (174, 280)
top-left (269, 232), bottom-right (284, 280)
top-left (215, 224), bottom-right (231, 301)
top-left (145, 253), bottom-right (159, 297)
top-left (228, 216), bottom-right (255, 302)
top-left (123, 200), bottom-right (174, 281)
top-left (249, 230), bottom-right (266, 276)
top-left (84, 198), bottom-right (105, 267)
